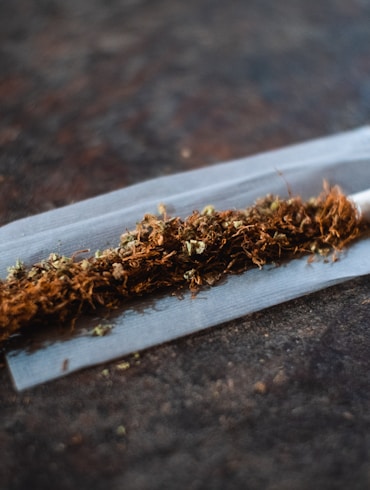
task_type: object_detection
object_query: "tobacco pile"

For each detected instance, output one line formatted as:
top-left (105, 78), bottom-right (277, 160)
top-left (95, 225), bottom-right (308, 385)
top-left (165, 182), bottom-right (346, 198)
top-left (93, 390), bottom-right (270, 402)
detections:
top-left (0, 186), bottom-right (367, 345)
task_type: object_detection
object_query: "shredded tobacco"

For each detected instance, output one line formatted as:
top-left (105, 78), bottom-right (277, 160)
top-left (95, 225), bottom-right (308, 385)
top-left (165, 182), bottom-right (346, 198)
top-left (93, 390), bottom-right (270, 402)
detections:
top-left (0, 185), bottom-right (368, 345)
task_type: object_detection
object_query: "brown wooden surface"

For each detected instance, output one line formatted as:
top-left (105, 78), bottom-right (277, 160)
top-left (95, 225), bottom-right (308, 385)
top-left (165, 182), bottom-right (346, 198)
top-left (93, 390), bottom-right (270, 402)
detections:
top-left (1, 1), bottom-right (370, 489)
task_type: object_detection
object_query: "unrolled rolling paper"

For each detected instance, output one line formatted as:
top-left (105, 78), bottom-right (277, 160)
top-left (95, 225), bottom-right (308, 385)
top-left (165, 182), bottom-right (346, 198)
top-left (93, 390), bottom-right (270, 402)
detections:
top-left (2, 126), bottom-right (370, 390)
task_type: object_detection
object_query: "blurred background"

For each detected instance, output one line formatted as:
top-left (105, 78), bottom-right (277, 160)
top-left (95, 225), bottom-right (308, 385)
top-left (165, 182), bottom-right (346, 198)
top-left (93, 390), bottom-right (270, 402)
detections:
top-left (1, 0), bottom-right (370, 225)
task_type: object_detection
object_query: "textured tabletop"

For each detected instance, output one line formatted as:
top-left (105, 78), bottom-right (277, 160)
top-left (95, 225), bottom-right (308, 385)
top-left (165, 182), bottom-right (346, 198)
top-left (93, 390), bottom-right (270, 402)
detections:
top-left (1, 1), bottom-right (370, 489)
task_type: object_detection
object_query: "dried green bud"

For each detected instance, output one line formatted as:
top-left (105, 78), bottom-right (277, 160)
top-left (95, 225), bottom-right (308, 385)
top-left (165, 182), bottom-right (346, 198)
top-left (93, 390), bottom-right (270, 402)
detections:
top-left (91, 324), bottom-right (113, 337)
top-left (80, 259), bottom-right (90, 270)
top-left (184, 239), bottom-right (206, 255)
top-left (270, 200), bottom-right (280, 212)
top-left (7, 259), bottom-right (25, 280)
top-left (184, 269), bottom-right (196, 280)
top-left (201, 205), bottom-right (215, 216)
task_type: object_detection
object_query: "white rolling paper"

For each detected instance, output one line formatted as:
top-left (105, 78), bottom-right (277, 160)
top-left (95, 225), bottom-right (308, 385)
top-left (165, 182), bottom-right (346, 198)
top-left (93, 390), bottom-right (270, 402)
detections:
top-left (2, 126), bottom-right (370, 390)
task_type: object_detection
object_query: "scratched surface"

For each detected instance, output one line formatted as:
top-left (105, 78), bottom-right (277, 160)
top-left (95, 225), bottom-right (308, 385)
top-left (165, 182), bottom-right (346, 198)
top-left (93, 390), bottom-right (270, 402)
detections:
top-left (1, 1), bottom-right (370, 489)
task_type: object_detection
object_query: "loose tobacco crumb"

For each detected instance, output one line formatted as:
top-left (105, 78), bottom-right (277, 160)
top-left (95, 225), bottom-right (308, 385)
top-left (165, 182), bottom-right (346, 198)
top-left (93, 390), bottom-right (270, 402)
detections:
top-left (253, 381), bottom-right (268, 395)
top-left (0, 185), bottom-right (368, 346)
top-left (91, 324), bottom-right (113, 337)
top-left (116, 361), bottom-right (131, 371)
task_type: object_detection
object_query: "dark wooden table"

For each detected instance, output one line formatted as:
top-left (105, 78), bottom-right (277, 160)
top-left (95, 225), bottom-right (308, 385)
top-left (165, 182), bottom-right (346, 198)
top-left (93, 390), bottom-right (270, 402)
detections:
top-left (1, 1), bottom-right (370, 489)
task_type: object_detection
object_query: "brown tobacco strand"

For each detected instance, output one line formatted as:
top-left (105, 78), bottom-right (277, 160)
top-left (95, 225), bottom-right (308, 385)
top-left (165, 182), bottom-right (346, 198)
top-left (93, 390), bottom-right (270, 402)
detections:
top-left (0, 186), bottom-right (367, 345)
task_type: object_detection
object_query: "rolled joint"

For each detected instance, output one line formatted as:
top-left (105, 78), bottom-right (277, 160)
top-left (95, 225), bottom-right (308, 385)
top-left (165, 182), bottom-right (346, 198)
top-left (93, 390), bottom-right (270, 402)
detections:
top-left (349, 189), bottom-right (370, 222)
